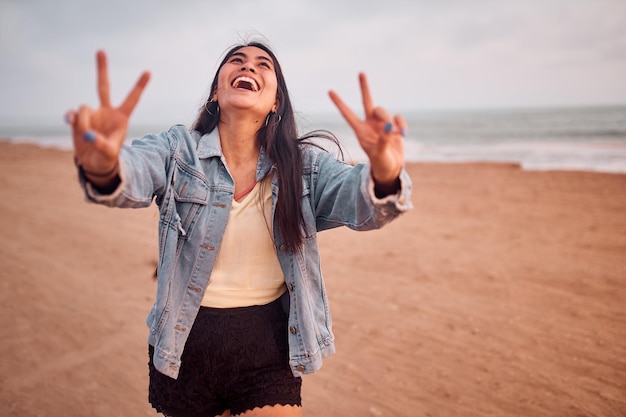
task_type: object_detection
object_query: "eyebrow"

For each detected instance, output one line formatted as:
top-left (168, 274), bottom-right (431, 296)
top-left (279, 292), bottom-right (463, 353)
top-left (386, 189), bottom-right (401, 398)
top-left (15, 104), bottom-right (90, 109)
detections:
top-left (231, 51), bottom-right (273, 65)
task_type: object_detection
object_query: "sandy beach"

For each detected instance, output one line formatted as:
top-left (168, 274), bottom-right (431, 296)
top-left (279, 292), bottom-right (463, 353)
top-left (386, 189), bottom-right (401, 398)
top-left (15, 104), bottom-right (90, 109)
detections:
top-left (0, 141), bottom-right (625, 416)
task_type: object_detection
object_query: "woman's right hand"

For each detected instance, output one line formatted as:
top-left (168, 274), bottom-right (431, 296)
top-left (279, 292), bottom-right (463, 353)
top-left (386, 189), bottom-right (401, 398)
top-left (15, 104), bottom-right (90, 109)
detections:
top-left (65, 50), bottom-right (150, 183)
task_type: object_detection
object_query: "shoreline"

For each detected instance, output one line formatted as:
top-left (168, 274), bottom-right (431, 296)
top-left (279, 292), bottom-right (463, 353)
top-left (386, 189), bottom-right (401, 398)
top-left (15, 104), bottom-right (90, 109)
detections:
top-left (3, 137), bottom-right (626, 176)
top-left (1, 141), bottom-right (625, 416)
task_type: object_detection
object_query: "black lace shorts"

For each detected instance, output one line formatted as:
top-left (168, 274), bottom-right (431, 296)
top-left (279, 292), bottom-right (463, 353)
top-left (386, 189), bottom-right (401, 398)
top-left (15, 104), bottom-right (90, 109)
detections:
top-left (148, 297), bottom-right (302, 417)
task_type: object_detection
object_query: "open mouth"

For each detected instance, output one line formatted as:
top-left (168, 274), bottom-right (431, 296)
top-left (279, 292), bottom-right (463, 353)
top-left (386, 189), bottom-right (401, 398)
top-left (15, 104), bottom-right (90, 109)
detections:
top-left (231, 76), bottom-right (259, 92)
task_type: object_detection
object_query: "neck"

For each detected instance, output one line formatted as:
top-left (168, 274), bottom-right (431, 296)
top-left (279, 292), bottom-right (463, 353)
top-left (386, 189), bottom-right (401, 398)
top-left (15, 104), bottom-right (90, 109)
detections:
top-left (217, 111), bottom-right (264, 168)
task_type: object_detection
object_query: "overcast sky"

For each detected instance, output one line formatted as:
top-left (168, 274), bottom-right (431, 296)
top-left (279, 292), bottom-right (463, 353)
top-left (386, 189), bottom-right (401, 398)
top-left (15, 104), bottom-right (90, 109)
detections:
top-left (1, 0), bottom-right (625, 127)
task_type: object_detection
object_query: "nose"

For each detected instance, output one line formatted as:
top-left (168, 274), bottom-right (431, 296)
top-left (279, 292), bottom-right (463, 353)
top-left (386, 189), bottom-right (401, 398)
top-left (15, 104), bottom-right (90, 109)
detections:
top-left (241, 62), bottom-right (256, 73)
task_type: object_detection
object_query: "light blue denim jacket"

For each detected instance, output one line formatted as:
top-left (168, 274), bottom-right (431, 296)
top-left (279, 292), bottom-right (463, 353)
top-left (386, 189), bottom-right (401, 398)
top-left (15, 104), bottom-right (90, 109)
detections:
top-left (80, 125), bottom-right (412, 379)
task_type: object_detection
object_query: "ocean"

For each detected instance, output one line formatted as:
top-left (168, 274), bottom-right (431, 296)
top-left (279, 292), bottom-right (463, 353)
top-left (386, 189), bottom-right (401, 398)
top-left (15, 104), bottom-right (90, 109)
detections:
top-left (2, 105), bottom-right (625, 174)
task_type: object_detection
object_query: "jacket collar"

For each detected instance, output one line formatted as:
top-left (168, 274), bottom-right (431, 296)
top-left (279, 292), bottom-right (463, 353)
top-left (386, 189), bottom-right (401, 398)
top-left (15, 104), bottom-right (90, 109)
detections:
top-left (196, 129), bottom-right (223, 159)
top-left (196, 128), bottom-right (274, 181)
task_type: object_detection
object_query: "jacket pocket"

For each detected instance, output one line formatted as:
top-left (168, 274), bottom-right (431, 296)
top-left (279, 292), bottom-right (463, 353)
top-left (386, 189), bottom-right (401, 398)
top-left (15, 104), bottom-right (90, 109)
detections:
top-left (171, 164), bottom-right (209, 237)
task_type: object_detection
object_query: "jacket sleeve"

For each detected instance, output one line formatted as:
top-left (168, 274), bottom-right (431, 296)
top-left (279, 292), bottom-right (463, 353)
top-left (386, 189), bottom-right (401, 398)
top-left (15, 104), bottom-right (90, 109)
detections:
top-left (308, 149), bottom-right (413, 232)
top-left (78, 126), bottom-right (183, 208)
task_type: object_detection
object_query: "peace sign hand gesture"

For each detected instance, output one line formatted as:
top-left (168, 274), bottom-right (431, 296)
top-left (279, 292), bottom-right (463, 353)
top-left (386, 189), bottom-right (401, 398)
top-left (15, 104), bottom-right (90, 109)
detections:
top-left (329, 73), bottom-right (406, 195)
top-left (65, 51), bottom-right (150, 184)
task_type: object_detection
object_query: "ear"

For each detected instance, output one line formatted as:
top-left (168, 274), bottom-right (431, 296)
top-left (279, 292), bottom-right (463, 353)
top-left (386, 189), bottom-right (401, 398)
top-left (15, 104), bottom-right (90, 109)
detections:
top-left (273, 89), bottom-right (282, 113)
top-left (272, 100), bottom-right (280, 113)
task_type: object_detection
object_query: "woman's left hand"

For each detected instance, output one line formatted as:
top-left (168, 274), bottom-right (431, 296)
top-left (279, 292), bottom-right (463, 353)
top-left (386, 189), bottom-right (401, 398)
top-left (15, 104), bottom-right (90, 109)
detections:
top-left (329, 73), bottom-right (406, 190)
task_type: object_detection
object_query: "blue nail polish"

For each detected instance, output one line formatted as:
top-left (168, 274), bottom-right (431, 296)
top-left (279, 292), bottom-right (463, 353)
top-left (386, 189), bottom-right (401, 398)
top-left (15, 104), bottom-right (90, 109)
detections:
top-left (401, 129), bottom-right (407, 137)
top-left (83, 131), bottom-right (96, 142)
top-left (384, 122), bottom-right (393, 133)
top-left (64, 114), bottom-right (72, 124)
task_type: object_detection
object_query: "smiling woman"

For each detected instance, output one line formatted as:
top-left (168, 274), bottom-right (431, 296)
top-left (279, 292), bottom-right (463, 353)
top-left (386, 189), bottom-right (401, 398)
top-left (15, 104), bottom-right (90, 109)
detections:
top-left (64, 39), bottom-right (412, 417)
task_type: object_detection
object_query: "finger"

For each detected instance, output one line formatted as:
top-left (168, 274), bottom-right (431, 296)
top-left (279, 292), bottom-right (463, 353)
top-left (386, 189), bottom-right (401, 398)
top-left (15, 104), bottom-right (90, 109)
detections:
top-left (76, 105), bottom-right (101, 144)
top-left (359, 73), bottom-right (374, 117)
top-left (72, 106), bottom-right (94, 148)
top-left (64, 110), bottom-right (76, 126)
top-left (97, 50), bottom-right (111, 108)
top-left (373, 106), bottom-right (392, 123)
top-left (394, 113), bottom-right (408, 136)
top-left (372, 106), bottom-right (397, 135)
top-left (328, 90), bottom-right (361, 131)
top-left (76, 105), bottom-right (92, 134)
top-left (119, 71), bottom-right (151, 116)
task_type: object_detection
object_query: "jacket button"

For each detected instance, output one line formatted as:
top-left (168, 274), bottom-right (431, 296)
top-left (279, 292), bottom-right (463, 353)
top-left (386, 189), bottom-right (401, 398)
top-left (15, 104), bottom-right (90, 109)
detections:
top-left (279, 244), bottom-right (287, 251)
top-left (296, 365), bottom-right (305, 372)
top-left (287, 283), bottom-right (294, 291)
top-left (289, 326), bottom-right (297, 334)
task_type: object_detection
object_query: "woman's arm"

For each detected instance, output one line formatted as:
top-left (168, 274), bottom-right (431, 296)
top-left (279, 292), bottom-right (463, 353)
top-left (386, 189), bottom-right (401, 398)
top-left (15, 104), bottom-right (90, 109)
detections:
top-left (308, 148), bottom-right (412, 232)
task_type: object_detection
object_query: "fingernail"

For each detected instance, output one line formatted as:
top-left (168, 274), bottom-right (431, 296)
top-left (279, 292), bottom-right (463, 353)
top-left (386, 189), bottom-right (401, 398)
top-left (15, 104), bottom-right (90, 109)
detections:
top-left (401, 128), bottom-right (407, 137)
top-left (384, 122), bottom-right (393, 134)
top-left (83, 131), bottom-right (96, 142)
top-left (64, 114), bottom-right (72, 124)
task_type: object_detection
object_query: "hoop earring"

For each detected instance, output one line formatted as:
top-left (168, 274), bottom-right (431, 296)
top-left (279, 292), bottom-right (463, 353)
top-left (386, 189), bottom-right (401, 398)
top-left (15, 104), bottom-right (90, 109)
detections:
top-left (265, 112), bottom-right (282, 127)
top-left (204, 100), bottom-right (219, 116)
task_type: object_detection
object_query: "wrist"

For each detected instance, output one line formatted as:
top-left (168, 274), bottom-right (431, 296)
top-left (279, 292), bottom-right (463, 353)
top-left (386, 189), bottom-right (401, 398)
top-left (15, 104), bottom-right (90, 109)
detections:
top-left (371, 165), bottom-right (401, 186)
top-left (74, 156), bottom-right (120, 184)
top-left (371, 169), bottom-right (402, 198)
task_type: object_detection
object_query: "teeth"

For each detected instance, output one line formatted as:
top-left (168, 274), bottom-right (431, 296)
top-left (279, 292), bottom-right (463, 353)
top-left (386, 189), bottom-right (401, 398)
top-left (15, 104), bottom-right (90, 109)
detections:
top-left (232, 76), bottom-right (259, 91)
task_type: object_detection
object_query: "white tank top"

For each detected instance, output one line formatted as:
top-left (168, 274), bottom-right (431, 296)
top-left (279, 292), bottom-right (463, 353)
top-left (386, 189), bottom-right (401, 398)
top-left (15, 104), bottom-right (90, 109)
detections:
top-left (201, 175), bottom-right (286, 308)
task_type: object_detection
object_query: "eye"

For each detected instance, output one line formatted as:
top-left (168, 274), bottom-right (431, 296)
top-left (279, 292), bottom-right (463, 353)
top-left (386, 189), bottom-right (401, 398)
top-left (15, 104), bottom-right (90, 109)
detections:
top-left (230, 57), bottom-right (243, 64)
top-left (259, 61), bottom-right (271, 68)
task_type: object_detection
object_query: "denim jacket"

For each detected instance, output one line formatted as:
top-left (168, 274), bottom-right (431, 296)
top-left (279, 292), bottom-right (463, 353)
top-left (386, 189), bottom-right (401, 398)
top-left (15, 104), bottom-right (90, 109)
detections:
top-left (80, 125), bottom-right (412, 379)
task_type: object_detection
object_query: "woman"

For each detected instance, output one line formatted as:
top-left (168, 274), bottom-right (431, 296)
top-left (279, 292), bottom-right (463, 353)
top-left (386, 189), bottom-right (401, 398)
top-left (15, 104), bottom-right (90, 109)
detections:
top-left (65, 41), bottom-right (412, 417)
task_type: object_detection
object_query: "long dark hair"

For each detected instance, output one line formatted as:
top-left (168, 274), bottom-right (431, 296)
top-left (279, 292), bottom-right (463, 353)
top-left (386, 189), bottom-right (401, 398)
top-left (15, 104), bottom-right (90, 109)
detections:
top-left (192, 41), bottom-right (341, 252)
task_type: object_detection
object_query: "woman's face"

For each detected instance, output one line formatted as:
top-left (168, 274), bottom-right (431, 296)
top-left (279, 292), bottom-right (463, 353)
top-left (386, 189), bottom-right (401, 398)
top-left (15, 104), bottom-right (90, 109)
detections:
top-left (213, 46), bottom-right (279, 118)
